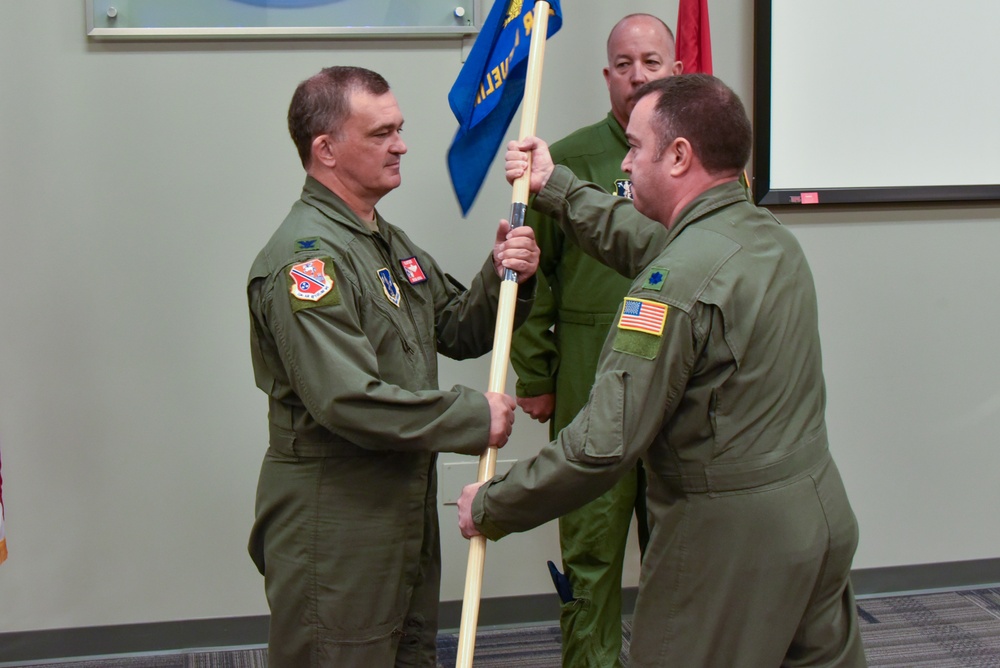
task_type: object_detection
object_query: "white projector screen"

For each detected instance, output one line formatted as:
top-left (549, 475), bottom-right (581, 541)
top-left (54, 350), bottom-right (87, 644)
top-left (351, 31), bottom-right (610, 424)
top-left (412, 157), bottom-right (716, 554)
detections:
top-left (752, 0), bottom-right (1000, 206)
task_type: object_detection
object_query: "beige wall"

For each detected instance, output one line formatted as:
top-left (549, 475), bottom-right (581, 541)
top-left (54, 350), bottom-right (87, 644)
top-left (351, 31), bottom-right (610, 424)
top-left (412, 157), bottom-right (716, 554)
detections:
top-left (0, 0), bottom-right (997, 635)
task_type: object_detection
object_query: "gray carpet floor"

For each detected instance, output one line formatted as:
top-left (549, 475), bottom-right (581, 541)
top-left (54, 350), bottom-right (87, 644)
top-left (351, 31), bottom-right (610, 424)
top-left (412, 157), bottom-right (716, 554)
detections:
top-left (7, 587), bottom-right (1000, 667)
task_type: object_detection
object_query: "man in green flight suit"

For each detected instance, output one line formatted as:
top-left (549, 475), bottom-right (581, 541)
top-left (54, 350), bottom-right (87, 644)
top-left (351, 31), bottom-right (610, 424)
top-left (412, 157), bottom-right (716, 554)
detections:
top-left (246, 66), bottom-right (540, 668)
top-left (508, 14), bottom-right (681, 667)
top-left (460, 74), bottom-right (867, 667)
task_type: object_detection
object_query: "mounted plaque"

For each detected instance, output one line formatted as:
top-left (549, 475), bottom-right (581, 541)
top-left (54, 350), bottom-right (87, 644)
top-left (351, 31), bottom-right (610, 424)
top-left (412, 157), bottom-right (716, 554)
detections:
top-left (86, 0), bottom-right (480, 40)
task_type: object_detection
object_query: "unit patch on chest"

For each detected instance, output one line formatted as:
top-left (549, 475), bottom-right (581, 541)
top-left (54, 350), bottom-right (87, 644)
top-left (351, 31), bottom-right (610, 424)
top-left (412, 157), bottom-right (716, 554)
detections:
top-left (400, 256), bottom-right (428, 284)
top-left (287, 257), bottom-right (341, 312)
top-left (615, 179), bottom-right (634, 199)
top-left (378, 267), bottom-right (402, 307)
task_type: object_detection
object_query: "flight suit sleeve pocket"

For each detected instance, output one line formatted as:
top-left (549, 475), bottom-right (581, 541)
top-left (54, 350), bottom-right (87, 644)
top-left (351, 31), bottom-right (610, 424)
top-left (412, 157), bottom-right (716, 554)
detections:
top-left (568, 370), bottom-right (627, 465)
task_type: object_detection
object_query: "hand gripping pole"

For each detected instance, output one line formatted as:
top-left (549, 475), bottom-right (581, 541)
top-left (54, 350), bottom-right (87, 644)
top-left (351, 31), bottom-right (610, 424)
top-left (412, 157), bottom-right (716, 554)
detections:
top-left (455, 3), bottom-right (551, 666)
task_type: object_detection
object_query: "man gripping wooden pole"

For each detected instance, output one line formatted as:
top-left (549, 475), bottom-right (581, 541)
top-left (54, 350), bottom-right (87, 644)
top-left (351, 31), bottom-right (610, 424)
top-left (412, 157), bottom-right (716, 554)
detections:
top-left (455, 2), bottom-right (552, 665)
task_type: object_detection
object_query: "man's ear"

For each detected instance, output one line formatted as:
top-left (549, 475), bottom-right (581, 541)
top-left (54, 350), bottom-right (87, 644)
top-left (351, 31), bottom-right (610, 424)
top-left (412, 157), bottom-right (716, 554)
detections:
top-left (312, 134), bottom-right (337, 168)
top-left (668, 137), bottom-right (694, 176)
top-left (671, 60), bottom-right (684, 75)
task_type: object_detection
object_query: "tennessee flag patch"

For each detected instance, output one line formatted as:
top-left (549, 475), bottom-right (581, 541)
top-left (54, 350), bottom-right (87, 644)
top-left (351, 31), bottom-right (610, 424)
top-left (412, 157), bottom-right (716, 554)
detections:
top-left (290, 258), bottom-right (334, 301)
top-left (618, 297), bottom-right (667, 336)
top-left (286, 257), bottom-right (341, 312)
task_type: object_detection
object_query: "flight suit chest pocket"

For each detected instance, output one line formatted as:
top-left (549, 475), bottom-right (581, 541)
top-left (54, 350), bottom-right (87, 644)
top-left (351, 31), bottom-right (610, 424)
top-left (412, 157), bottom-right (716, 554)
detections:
top-left (368, 298), bottom-right (417, 375)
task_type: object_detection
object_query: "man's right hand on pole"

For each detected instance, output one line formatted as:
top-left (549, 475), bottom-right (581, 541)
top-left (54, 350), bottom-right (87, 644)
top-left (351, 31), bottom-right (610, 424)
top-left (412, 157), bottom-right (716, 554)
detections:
top-left (505, 137), bottom-right (555, 193)
top-left (485, 391), bottom-right (516, 449)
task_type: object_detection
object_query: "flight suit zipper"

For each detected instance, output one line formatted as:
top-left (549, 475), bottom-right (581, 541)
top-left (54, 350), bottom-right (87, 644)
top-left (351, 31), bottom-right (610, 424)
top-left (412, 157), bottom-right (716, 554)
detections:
top-left (371, 233), bottom-right (418, 357)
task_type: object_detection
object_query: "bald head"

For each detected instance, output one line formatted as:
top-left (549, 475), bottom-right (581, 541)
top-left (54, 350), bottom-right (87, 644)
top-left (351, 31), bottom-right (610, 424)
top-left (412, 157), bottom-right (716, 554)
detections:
top-left (603, 14), bottom-right (682, 129)
top-left (606, 14), bottom-right (675, 60)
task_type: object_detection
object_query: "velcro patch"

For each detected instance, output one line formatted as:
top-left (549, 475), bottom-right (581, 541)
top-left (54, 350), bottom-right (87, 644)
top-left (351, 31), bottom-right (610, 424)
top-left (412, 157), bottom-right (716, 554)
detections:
top-left (400, 256), bottom-right (428, 284)
top-left (618, 297), bottom-right (667, 335)
top-left (377, 267), bottom-right (401, 307)
top-left (642, 267), bottom-right (669, 292)
top-left (295, 237), bottom-right (320, 252)
top-left (612, 328), bottom-right (664, 359)
top-left (615, 179), bottom-right (634, 199)
top-left (286, 257), bottom-right (341, 312)
top-left (612, 297), bottom-right (668, 359)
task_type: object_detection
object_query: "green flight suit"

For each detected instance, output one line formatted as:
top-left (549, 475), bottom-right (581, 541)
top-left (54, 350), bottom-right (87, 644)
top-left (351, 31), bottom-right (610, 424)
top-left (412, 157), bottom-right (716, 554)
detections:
top-left (474, 169), bottom-right (867, 667)
top-left (509, 112), bottom-right (649, 667)
top-left (246, 176), bottom-right (534, 668)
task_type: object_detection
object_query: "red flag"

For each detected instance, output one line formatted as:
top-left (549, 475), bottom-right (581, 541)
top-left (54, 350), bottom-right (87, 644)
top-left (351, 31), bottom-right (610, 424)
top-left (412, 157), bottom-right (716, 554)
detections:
top-left (0, 445), bottom-right (7, 565)
top-left (676, 0), bottom-right (713, 75)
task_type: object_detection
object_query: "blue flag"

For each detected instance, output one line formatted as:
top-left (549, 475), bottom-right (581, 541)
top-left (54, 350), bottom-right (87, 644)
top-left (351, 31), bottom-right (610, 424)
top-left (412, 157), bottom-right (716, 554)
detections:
top-left (447, 0), bottom-right (562, 215)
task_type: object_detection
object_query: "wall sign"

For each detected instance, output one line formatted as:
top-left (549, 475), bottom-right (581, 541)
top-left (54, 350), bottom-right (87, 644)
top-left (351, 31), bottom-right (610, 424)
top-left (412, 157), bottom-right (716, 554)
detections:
top-left (86, 0), bottom-right (480, 40)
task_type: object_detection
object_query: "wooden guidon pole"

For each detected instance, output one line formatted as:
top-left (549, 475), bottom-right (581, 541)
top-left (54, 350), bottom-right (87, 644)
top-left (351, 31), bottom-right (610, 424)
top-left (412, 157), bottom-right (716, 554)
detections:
top-left (454, 3), bottom-right (552, 666)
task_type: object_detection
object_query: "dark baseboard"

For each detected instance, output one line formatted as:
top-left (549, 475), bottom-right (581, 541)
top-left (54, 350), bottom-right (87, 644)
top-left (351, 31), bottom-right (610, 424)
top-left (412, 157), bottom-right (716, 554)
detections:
top-left (0, 616), bottom-right (269, 665)
top-left (2, 558), bottom-right (998, 664)
top-left (851, 557), bottom-right (1000, 597)
top-left (437, 586), bottom-right (638, 631)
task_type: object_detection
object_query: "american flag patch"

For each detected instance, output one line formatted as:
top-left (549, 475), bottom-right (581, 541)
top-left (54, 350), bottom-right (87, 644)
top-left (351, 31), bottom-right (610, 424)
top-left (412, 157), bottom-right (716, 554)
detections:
top-left (618, 297), bottom-right (667, 336)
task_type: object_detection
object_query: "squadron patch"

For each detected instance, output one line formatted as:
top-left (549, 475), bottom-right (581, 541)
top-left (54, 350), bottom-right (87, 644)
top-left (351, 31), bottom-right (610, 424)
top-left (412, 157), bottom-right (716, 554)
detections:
top-left (400, 256), bottom-right (428, 284)
top-left (642, 267), bottom-right (669, 292)
top-left (287, 257), bottom-right (340, 312)
top-left (615, 179), bottom-right (635, 199)
top-left (613, 297), bottom-right (668, 359)
top-left (377, 267), bottom-right (401, 307)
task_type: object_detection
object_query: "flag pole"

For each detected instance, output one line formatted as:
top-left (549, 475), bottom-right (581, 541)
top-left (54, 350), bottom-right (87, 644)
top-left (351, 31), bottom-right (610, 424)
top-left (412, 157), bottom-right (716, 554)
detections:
top-left (455, 3), bottom-right (551, 666)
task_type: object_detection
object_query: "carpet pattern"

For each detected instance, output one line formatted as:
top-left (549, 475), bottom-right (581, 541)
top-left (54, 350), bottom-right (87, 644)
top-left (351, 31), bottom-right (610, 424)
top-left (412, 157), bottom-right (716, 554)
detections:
top-left (8, 588), bottom-right (1000, 667)
top-left (856, 588), bottom-right (1000, 667)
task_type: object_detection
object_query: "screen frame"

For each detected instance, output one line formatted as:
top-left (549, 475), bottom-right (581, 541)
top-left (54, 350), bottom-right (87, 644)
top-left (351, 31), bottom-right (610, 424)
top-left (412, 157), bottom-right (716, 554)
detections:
top-left (751, 0), bottom-right (1000, 207)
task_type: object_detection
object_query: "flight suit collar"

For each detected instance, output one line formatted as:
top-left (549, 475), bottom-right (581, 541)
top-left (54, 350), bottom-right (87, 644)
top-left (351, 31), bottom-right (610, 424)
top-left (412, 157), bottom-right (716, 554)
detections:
top-left (299, 175), bottom-right (391, 238)
top-left (665, 180), bottom-right (749, 244)
top-left (604, 111), bottom-right (629, 150)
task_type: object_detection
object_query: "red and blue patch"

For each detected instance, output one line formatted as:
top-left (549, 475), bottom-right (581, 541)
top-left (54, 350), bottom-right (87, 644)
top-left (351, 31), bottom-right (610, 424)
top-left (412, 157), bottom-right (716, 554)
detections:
top-left (289, 258), bottom-right (334, 301)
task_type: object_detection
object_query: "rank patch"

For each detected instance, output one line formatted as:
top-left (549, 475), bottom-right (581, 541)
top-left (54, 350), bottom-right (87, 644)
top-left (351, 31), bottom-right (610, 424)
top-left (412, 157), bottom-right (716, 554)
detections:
top-left (618, 297), bottom-right (667, 336)
top-left (643, 267), bottom-right (669, 292)
top-left (400, 256), bottom-right (428, 284)
top-left (295, 237), bottom-right (320, 252)
top-left (378, 267), bottom-right (401, 307)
